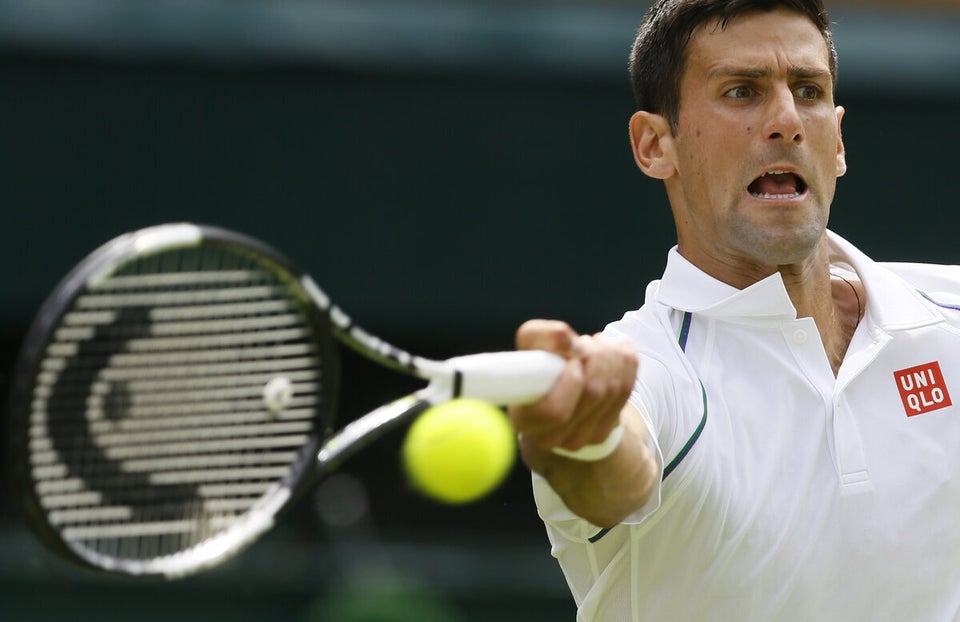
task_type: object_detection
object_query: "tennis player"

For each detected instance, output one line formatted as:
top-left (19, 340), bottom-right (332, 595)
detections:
top-left (509, 0), bottom-right (960, 619)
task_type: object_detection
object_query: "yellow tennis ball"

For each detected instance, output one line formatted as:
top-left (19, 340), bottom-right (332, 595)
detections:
top-left (402, 399), bottom-right (517, 504)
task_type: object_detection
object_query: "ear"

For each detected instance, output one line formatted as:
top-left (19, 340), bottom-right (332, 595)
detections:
top-left (629, 111), bottom-right (676, 180)
top-left (835, 105), bottom-right (847, 178)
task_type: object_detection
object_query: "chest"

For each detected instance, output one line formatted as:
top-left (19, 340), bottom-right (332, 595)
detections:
top-left (677, 317), bottom-right (960, 551)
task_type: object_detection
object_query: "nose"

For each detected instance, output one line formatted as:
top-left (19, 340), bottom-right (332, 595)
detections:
top-left (765, 85), bottom-right (803, 143)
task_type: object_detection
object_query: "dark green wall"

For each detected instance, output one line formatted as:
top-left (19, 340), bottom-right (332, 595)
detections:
top-left (1, 57), bottom-right (673, 338)
top-left (5, 54), bottom-right (958, 341)
top-left (1, 6), bottom-right (959, 618)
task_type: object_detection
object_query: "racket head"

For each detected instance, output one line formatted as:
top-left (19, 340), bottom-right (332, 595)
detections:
top-left (6, 223), bottom-right (340, 577)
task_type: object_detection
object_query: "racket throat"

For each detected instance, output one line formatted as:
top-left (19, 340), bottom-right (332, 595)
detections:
top-left (315, 394), bottom-right (432, 475)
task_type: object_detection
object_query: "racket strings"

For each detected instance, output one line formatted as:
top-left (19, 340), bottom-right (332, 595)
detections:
top-left (28, 245), bottom-right (328, 563)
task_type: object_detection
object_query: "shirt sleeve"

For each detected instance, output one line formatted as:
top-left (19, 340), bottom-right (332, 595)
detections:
top-left (531, 396), bottom-right (665, 543)
top-left (531, 319), bottom-right (702, 540)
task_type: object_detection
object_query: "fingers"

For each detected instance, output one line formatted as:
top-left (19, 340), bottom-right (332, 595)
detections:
top-left (511, 356), bottom-right (586, 448)
top-left (515, 319), bottom-right (579, 357)
top-left (509, 320), bottom-right (638, 455)
top-left (559, 335), bottom-right (637, 449)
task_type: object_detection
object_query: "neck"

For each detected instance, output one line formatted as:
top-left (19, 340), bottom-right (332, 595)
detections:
top-left (677, 235), bottom-right (865, 376)
top-left (778, 251), bottom-right (863, 376)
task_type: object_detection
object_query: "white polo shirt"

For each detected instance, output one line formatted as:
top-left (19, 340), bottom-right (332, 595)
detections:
top-left (533, 230), bottom-right (960, 621)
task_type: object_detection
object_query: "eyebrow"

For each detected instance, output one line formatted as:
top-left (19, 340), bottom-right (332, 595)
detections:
top-left (708, 65), bottom-right (831, 81)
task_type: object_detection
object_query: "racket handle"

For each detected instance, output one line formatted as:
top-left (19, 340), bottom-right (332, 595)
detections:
top-left (446, 350), bottom-right (566, 405)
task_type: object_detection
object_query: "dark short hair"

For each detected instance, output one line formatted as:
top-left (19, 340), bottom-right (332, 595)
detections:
top-left (629, 0), bottom-right (837, 132)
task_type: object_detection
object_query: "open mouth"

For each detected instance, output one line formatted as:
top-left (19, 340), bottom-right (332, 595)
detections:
top-left (748, 170), bottom-right (808, 200)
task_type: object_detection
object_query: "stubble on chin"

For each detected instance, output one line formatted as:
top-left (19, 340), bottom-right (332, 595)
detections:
top-left (726, 217), bottom-right (827, 269)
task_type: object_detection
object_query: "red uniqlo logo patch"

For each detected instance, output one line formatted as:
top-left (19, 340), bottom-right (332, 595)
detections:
top-left (894, 361), bottom-right (952, 417)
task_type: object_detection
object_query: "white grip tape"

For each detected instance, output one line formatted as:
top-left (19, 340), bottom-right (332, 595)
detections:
top-left (446, 350), bottom-right (566, 405)
top-left (551, 425), bottom-right (624, 462)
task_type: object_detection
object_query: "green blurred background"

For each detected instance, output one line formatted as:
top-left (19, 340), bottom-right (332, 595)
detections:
top-left (1, 0), bottom-right (959, 619)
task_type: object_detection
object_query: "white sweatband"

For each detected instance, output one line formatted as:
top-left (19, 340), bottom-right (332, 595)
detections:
top-left (551, 425), bottom-right (624, 462)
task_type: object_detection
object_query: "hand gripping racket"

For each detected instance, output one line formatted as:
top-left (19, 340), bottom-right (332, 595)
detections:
top-left (6, 223), bottom-right (564, 579)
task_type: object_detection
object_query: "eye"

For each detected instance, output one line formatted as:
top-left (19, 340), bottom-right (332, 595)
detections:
top-left (794, 85), bottom-right (822, 101)
top-left (724, 86), bottom-right (755, 100)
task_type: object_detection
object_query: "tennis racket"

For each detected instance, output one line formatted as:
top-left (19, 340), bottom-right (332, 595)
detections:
top-left (6, 223), bottom-right (564, 579)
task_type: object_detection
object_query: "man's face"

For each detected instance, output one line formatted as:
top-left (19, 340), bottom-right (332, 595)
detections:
top-left (666, 8), bottom-right (846, 281)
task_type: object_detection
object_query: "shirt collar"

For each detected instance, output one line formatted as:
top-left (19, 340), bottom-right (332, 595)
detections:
top-left (655, 230), bottom-right (942, 329)
top-left (827, 230), bottom-right (942, 331)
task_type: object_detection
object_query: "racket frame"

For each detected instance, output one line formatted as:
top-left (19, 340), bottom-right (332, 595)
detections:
top-left (6, 224), bottom-right (340, 577)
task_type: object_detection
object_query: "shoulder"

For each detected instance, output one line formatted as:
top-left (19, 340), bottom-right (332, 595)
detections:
top-left (881, 262), bottom-right (960, 290)
top-left (881, 262), bottom-right (960, 309)
top-left (603, 294), bottom-right (704, 435)
top-left (604, 298), bottom-right (686, 367)
top-left (604, 280), bottom-right (679, 349)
